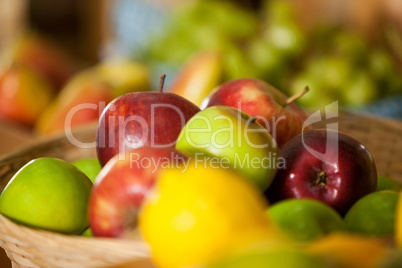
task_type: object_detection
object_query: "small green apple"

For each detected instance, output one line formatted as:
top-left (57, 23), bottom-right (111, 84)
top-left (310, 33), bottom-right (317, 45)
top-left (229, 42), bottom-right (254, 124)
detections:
top-left (344, 191), bottom-right (399, 236)
top-left (377, 176), bottom-right (401, 192)
top-left (0, 157), bottom-right (93, 235)
top-left (267, 199), bottom-right (345, 241)
top-left (81, 227), bottom-right (93, 237)
top-left (72, 158), bottom-right (101, 183)
top-left (207, 250), bottom-right (335, 268)
top-left (176, 106), bottom-right (280, 191)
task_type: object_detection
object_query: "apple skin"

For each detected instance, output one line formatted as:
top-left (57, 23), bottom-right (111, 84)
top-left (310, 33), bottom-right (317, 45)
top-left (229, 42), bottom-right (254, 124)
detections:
top-left (176, 106), bottom-right (280, 191)
top-left (202, 78), bottom-right (309, 146)
top-left (0, 66), bottom-right (54, 126)
top-left (265, 129), bottom-right (377, 215)
top-left (0, 158), bottom-right (92, 235)
top-left (89, 147), bottom-right (185, 238)
top-left (96, 91), bottom-right (200, 166)
top-left (72, 158), bottom-right (102, 184)
top-left (8, 34), bottom-right (76, 90)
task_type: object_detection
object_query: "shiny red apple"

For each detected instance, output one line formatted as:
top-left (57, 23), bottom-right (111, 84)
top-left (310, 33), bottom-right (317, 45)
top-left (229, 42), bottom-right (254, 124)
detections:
top-left (265, 129), bottom-right (377, 215)
top-left (89, 147), bottom-right (185, 238)
top-left (202, 78), bottom-right (309, 146)
top-left (96, 74), bottom-right (200, 166)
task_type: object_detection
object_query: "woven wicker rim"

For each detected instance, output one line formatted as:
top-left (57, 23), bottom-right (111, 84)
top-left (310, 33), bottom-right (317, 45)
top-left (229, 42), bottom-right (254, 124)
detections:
top-left (0, 214), bottom-right (150, 268)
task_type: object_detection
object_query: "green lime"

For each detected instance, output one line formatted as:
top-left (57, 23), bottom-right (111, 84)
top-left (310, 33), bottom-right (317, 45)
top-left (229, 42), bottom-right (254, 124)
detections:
top-left (344, 191), bottom-right (399, 236)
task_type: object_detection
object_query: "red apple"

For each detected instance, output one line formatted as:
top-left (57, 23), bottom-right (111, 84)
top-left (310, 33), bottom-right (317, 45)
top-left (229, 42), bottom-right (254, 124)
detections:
top-left (12, 34), bottom-right (76, 90)
top-left (0, 66), bottom-right (54, 126)
top-left (96, 74), bottom-right (200, 166)
top-left (89, 147), bottom-right (185, 238)
top-left (202, 78), bottom-right (309, 146)
top-left (265, 129), bottom-right (377, 215)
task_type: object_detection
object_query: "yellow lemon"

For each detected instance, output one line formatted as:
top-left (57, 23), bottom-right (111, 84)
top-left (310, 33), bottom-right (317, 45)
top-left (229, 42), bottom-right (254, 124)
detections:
top-left (305, 233), bottom-right (389, 268)
top-left (139, 160), bottom-right (276, 268)
top-left (395, 192), bottom-right (402, 248)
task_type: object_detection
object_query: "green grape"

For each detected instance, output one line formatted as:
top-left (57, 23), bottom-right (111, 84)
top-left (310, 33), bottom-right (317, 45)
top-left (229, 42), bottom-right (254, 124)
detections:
top-left (222, 43), bottom-right (259, 80)
top-left (308, 56), bottom-right (352, 90)
top-left (289, 73), bottom-right (335, 108)
top-left (341, 72), bottom-right (378, 106)
top-left (369, 49), bottom-right (394, 79)
top-left (144, 0), bottom-right (258, 66)
top-left (332, 32), bottom-right (368, 62)
top-left (248, 38), bottom-right (283, 71)
top-left (263, 21), bottom-right (306, 57)
top-left (262, 0), bottom-right (297, 25)
top-left (198, 0), bottom-right (258, 39)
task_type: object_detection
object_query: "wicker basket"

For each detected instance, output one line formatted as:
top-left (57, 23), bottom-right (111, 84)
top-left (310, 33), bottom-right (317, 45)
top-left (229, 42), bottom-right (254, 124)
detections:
top-left (0, 112), bottom-right (401, 268)
top-left (0, 124), bottom-right (153, 268)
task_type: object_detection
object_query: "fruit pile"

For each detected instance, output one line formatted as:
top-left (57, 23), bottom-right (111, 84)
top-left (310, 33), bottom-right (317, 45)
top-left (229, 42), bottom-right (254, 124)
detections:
top-left (1, 75), bottom-right (402, 268)
top-left (143, 0), bottom-right (402, 110)
top-left (0, 33), bottom-right (151, 133)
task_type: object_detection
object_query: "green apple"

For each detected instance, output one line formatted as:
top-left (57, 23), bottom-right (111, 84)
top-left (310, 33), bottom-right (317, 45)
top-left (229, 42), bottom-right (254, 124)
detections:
top-left (81, 227), bottom-right (93, 237)
top-left (207, 250), bottom-right (336, 268)
top-left (377, 176), bottom-right (401, 192)
top-left (0, 158), bottom-right (93, 235)
top-left (344, 191), bottom-right (399, 236)
top-left (267, 199), bottom-right (345, 242)
top-left (176, 106), bottom-right (280, 191)
top-left (72, 158), bottom-right (101, 183)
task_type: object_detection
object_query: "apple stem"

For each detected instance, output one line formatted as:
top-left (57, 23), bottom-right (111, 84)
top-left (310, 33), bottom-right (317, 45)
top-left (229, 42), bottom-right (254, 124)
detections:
top-left (284, 86), bottom-right (309, 107)
top-left (315, 171), bottom-right (328, 187)
top-left (250, 116), bottom-right (257, 124)
top-left (159, 73), bottom-right (166, 93)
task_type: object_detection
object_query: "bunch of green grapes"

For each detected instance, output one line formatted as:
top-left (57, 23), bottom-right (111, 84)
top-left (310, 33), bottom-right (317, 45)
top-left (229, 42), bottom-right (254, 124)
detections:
top-left (143, 0), bottom-right (306, 87)
top-left (289, 30), bottom-right (402, 108)
top-left (143, 0), bottom-right (402, 108)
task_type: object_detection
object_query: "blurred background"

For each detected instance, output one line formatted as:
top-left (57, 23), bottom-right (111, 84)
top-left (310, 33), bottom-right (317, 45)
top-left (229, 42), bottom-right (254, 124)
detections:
top-left (0, 0), bottom-right (402, 266)
top-left (1, 0), bottom-right (402, 153)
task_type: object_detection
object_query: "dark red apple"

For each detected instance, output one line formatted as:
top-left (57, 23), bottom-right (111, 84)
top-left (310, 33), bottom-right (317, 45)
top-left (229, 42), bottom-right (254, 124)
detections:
top-left (265, 129), bottom-right (377, 215)
top-left (202, 78), bottom-right (309, 146)
top-left (96, 74), bottom-right (200, 166)
top-left (89, 147), bottom-right (185, 238)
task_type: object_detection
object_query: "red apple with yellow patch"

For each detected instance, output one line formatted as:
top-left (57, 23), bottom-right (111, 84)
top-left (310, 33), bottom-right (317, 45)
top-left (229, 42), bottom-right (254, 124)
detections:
top-left (202, 78), bottom-right (309, 146)
top-left (89, 147), bottom-right (185, 238)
